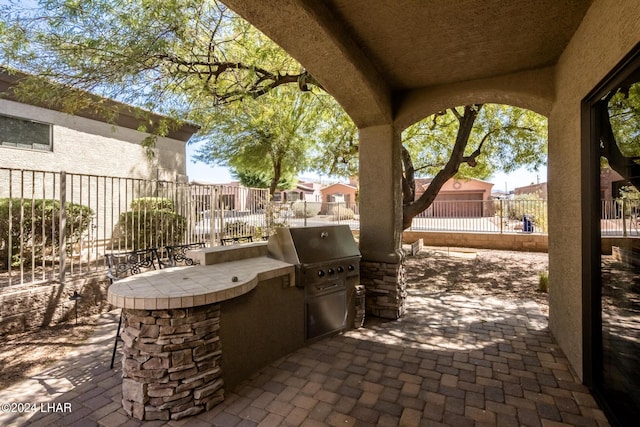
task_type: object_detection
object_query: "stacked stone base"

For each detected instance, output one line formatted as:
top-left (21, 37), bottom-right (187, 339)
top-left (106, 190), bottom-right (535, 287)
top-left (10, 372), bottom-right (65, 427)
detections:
top-left (361, 260), bottom-right (407, 319)
top-left (121, 304), bottom-right (224, 421)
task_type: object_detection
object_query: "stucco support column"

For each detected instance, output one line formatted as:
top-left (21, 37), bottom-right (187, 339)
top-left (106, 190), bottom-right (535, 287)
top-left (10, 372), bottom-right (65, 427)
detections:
top-left (358, 124), bottom-right (407, 319)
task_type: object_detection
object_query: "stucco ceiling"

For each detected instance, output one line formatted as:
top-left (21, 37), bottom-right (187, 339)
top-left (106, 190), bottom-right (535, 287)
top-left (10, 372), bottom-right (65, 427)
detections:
top-left (222, 0), bottom-right (593, 126)
top-left (323, 0), bottom-right (591, 90)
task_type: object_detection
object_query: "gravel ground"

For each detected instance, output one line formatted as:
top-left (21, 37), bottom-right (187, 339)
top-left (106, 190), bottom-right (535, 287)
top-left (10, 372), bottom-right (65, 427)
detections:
top-left (405, 246), bottom-right (549, 314)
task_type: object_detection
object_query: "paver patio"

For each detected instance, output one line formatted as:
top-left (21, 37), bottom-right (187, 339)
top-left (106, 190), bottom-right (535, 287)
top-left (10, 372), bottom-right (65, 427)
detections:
top-left (0, 267), bottom-right (610, 427)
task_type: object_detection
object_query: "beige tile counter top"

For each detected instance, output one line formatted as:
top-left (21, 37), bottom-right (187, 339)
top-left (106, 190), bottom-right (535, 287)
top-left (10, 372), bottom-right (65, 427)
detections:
top-left (107, 256), bottom-right (294, 310)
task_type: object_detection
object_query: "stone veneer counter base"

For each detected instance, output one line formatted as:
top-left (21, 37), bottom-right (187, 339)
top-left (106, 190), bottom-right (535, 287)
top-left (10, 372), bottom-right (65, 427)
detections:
top-left (106, 253), bottom-right (297, 421)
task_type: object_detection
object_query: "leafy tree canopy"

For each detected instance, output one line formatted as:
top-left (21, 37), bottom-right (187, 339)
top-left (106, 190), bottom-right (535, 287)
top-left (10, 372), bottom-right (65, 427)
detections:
top-left (403, 104), bottom-right (547, 180)
top-left (0, 0), bottom-right (319, 120)
top-left (193, 86), bottom-right (339, 195)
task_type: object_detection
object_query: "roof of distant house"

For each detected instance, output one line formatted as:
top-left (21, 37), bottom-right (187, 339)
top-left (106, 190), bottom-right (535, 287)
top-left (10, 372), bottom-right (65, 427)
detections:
top-left (321, 182), bottom-right (357, 192)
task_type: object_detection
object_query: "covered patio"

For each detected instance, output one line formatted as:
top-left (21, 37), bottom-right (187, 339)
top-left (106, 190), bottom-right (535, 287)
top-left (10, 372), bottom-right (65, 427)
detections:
top-left (2, 1), bottom-right (637, 425)
top-left (0, 249), bottom-right (607, 426)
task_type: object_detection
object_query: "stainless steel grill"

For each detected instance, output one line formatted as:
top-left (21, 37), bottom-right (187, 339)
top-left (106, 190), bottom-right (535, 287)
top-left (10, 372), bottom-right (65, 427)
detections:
top-left (267, 225), bottom-right (361, 341)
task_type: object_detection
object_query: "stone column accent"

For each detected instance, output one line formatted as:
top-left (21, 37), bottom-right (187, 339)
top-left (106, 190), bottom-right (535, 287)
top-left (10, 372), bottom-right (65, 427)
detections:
top-left (120, 304), bottom-right (223, 421)
top-left (361, 258), bottom-right (407, 319)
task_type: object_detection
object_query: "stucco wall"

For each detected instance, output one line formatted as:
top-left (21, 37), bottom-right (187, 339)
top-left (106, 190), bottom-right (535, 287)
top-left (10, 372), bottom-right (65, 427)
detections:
top-left (548, 0), bottom-right (640, 380)
top-left (0, 99), bottom-right (187, 181)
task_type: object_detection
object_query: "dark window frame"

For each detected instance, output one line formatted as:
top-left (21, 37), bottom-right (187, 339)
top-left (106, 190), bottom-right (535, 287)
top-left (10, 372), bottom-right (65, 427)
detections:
top-left (0, 113), bottom-right (53, 152)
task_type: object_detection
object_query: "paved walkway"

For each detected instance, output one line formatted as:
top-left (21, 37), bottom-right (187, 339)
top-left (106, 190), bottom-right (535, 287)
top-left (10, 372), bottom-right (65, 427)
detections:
top-left (0, 288), bottom-right (610, 426)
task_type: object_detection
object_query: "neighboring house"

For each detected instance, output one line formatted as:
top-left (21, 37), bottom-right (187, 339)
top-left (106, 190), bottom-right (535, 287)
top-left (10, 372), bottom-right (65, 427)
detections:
top-left (320, 182), bottom-right (358, 213)
top-left (0, 68), bottom-right (198, 182)
top-left (415, 177), bottom-right (494, 217)
top-left (273, 181), bottom-right (322, 202)
top-left (515, 182), bottom-right (548, 199)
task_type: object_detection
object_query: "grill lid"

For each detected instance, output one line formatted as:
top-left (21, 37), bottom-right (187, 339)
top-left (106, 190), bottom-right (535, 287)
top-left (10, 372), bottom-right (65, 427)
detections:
top-left (267, 225), bottom-right (360, 265)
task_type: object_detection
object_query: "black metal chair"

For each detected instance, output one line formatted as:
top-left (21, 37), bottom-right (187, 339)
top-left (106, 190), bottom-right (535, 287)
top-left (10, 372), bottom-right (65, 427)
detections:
top-left (105, 248), bottom-right (161, 369)
top-left (162, 242), bottom-right (206, 267)
top-left (220, 235), bottom-right (253, 245)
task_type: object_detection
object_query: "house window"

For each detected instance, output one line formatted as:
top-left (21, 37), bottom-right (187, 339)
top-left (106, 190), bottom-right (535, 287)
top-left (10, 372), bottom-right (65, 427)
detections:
top-left (0, 114), bottom-right (52, 151)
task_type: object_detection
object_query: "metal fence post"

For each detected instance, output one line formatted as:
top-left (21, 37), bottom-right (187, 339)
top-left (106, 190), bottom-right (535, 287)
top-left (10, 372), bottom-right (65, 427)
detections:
top-left (59, 171), bottom-right (67, 283)
top-left (304, 200), bottom-right (307, 227)
top-left (622, 198), bottom-right (627, 238)
top-left (500, 199), bottom-right (504, 234)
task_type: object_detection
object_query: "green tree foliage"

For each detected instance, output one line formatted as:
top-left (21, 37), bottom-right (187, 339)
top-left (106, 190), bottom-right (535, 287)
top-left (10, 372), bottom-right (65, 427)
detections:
top-left (0, 0), bottom-right (318, 115)
top-left (193, 87), bottom-right (331, 196)
top-left (608, 82), bottom-right (640, 158)
top-left (601, 80), bottom-right (640, 191)
top-left (403, 105), bottom-right (546, 179)
top-left (231, 170), bottom-right (293, 192)
top-left (0, 0), bottom-right (331, 189)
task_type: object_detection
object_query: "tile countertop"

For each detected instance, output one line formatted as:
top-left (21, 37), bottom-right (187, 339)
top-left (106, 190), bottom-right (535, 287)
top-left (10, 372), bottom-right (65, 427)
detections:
top-left (107, 256), bottom-right (295, 310)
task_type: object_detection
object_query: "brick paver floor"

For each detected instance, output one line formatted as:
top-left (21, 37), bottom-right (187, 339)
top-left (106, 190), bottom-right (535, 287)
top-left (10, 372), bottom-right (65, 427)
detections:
top-left (0, 285), bottom-right (611, 426)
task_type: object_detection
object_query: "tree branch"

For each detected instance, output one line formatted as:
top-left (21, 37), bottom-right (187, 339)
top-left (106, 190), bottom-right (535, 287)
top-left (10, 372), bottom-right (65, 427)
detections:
top-left (402, 104), bottom-right (483, 229)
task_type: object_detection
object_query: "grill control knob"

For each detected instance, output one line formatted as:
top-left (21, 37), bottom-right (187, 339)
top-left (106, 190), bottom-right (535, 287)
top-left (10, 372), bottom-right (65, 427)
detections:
top-left (328, 268), bottom-right (335, 275)
top-left (337, 266), bottom-right (344, 273)
top-left (318, 270), bottom-right (325, 277)
top-left (348, 264), bottom-right (355, 271)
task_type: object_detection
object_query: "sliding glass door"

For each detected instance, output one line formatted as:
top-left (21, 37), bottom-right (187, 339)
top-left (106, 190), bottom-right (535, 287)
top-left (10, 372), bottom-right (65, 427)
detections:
top-left (585, 46), bottom-right (640, 427)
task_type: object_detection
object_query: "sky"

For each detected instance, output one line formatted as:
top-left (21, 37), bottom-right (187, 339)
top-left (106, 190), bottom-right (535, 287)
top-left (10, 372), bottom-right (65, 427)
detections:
top-left (186, 141), bottom-right (548, 192)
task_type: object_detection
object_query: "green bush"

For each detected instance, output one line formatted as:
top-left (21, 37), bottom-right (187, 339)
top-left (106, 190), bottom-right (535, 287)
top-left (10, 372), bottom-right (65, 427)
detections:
top-left (114, 197), bottom-right (186, 249)
top-left (130, 197), bottom-right (175, 211)
top-left (538, 271), bottom-right (549, 293)
top-left (0, 198), bottom-right (94, 268)
top-left (291, 201), bottom-right (320, 218)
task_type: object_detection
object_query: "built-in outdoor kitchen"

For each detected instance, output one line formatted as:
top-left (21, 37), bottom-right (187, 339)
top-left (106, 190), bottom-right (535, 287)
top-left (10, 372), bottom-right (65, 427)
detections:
top-left (107, 225), bottom-right (364, 421)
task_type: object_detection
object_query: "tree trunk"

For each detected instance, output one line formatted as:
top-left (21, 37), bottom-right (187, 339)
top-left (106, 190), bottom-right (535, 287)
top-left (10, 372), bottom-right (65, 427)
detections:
top-left (402, 105), bottom-right (482, 230)
top-left (269, 159), bottom-right (282, 197)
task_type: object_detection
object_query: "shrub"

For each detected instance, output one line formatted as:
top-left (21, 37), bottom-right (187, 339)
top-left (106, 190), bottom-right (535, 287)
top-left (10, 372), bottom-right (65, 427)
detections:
top-left (114, 197), bottom-right (185, 249)
top-left (538, 271), bottom-right (549, 293)
top-left (291, 201), bottom-right (320, 218)
top-left (130, 197), bottom-right (175, 211)
top-left (0, 198), bottom-right (94, 268)
top-left (331, 205), bottom-right (355, 220)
